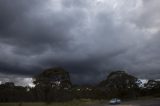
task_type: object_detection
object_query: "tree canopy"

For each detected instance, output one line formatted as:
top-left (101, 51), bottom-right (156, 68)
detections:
top-left (99, 71), bottom-right (139, 98)
top-left (0, 68), bottom-right (160, 102)
top-left (33, 67), bottom-right (71, 89)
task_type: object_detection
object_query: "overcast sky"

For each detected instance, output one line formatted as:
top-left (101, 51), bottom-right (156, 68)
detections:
top-left (0, 0), bottom-right (160, 86)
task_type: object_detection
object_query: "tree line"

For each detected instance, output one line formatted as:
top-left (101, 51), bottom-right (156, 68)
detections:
top-left (0, 67), bottom-right (160, 102)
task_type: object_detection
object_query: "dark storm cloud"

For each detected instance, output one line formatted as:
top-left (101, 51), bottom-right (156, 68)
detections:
top-left (0, 0), bottom-right (83, 55)
top-left (0, 0), bottom-right (160, 85)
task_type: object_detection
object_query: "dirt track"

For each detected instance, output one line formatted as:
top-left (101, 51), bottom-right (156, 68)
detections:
top-left (96, 98), bottom-right (160, 106)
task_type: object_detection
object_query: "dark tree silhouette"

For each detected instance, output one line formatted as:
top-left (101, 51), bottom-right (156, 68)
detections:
top-left (33, 67), bottom-right (71, 88)
top-left (0, 68), bottom-right (159, 102)
top-left (33, 67), bottom-right (72, 102)
top-left (99, 71), bottom-right (139, 98)
top-left (142, 80), bottom-right (160, 97)
top-left (0, 82), bottom-right (30, 102)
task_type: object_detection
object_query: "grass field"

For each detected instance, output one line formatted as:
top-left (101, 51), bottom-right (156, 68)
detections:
top-left (0, 99), bottom-right (104, 106)
top-left (1, 98), bottom-right (160, 106)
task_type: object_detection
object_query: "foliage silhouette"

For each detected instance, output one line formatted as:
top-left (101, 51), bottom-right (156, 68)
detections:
top-left (0, 67), bottom-right (159, 102)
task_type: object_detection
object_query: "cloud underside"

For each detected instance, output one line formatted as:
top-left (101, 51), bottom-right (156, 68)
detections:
top-left (0, 0), bottom-right (160, 84)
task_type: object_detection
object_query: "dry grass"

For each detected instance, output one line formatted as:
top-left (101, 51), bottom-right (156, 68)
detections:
top-left (0, 99), bottom-right (104, 106)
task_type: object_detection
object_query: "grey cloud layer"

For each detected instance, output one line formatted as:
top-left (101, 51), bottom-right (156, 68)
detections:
top-left (0, 0), bottom-right (160, 84)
